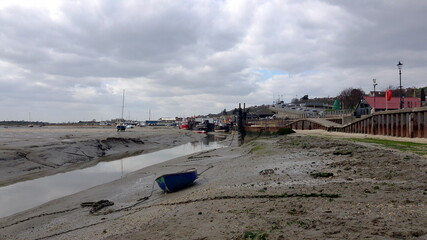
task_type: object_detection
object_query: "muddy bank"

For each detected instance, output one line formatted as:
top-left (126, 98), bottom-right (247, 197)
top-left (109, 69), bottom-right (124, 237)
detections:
top-left (0, 126), bottom-right (205, 187)
top-left (0, 132), bottom-right (426, 239)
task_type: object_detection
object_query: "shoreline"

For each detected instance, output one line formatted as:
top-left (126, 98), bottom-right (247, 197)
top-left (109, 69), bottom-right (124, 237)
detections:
top-left (0, 126), bottom-right (206, 187)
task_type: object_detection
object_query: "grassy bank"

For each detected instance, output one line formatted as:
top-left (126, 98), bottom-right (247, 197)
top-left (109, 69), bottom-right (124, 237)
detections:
top-left (351, 138), bottom-right (427, 156)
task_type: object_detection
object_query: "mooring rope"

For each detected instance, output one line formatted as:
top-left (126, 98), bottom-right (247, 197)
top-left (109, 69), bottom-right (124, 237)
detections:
top-left (198, 165), bottom-right (214, 176)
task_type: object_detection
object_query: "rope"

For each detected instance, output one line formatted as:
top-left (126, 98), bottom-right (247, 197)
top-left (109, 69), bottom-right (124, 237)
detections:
top-left (80, 200), bottom-right (114, 214)
top-left (90, 178), bottom-right (158, 215)
top-left (32, 192), bottom-right (340, 239)
top-left (0, 208), bottom-right (79, 230)
top-left (198, 165), bottom-right (214, 176)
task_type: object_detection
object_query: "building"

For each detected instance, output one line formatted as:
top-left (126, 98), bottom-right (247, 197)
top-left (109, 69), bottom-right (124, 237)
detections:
top-left (355, 96), bottom-right (422, 117)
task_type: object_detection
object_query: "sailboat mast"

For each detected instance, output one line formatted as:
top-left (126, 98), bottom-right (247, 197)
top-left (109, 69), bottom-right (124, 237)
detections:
top-left (121, 89), bottom-right (125, 120)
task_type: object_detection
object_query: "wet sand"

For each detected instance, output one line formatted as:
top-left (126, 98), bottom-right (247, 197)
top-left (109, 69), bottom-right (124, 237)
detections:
top-left (1, 130), bottom-right (426, 239)
top-left (0, 126), bottom-right (205, 187)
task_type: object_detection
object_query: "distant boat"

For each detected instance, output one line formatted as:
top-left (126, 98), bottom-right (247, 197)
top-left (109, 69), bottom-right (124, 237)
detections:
top-left (116, 89), bottom-right (126, 131)
top-left (180, 121), bottom-right (190, 130)
top-left (155, 168), bottom-right (198, 193)
top-left (214, 122), bottom-right (229, 133)
top-left (116, 124), bottom-right (126, 131)
top-left (192, 130), bottom-right (206, 134)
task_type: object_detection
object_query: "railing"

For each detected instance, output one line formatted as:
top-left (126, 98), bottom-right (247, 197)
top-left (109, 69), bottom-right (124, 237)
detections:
top-left (322, 109), bottom-right (353, 117)
top-left (270, 107), bottom-right (353, 119)
top-left (331, 106), bottom-right (427, 138)
top-left (249, 106), bottom-right (427, 138)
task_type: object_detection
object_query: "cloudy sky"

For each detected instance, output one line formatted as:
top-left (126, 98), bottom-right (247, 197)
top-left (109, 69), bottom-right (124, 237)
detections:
top-left (1, 0), bottom-right (426, 122)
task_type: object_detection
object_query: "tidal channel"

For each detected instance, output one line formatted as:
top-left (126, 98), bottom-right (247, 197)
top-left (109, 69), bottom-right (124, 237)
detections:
top-left (0, 136), bottom-right (226, 218)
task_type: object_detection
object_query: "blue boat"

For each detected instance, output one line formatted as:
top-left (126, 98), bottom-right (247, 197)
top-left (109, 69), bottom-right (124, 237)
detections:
top-left (116, 125), bottom-right (126, 131)
top-left (155, 168), bottom-right (198, 193)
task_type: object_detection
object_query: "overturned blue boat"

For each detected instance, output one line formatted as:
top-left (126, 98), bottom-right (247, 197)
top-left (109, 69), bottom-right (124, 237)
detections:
top-left (155, 168), bottom-right (198, 193)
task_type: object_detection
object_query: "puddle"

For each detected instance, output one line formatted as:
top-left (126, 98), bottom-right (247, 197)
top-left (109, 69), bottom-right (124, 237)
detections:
top-left (0, 136), bottom-right (225, 218)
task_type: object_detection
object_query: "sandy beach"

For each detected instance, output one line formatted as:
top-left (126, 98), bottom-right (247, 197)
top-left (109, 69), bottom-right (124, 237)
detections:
top-left (0, 129), bottom-right (426, 240)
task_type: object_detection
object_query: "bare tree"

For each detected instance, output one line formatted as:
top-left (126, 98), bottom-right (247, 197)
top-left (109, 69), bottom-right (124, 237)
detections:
top-left (337, 88), bottom-right (365, 109)
top-left (291, 98), bottom-right (299, 104)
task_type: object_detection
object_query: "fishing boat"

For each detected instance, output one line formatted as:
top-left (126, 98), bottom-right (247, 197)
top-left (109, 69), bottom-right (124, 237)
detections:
top-left (155, 168), bottom-right (198, 193)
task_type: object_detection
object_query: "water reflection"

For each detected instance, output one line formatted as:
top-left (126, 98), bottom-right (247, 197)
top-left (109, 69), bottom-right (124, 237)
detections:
top-left (0, 137), bottom-right (225, 218)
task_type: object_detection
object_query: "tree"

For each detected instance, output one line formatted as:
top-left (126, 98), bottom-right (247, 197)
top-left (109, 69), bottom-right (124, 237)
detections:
top-left (337, 88), bottom-right (365, 109)
top-left (291, 98), bottom-right (299, 104)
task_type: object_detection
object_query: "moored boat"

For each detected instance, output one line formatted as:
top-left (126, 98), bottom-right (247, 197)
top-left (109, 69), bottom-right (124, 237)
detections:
top-left (192, 130), bottom-right (206, 134)
top-left (180, 121), bottom-right (190, 130)
top-left (116, 125), bottom-right (126, 131)
top-left (155, 168), bottom-right (198, 193)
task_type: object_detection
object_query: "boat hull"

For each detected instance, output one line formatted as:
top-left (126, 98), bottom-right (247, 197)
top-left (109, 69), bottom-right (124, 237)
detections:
top-left (155, 169), bottom-right (198, 193)
top-left (117, 125), bottom-right (126, 131)
top-left (192, 130), bottom-right (206, 134)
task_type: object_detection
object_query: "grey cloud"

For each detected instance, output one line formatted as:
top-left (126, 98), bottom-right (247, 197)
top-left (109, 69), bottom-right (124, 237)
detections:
top-left (1, 0), bottom-right (427, 122)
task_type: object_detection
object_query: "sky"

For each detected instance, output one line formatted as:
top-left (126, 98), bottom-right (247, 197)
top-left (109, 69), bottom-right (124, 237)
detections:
top-left (1, 0), bottom-right (426, 123)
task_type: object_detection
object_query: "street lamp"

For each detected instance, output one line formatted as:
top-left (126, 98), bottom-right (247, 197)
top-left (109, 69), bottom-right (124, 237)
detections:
top-left (372, 79), bottom-right (377, 112)
top-left (397, 61), bottom-right (403, 109)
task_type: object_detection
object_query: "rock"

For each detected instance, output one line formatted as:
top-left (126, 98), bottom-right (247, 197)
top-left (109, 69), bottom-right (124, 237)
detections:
top-left (259, 169), bottom-right (275, 175)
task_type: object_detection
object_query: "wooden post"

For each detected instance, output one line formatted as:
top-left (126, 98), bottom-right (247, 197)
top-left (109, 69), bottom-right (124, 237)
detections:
top-left (424, 111), bottom-right (427, 138)
top-left (417, 112), bottom-right (422, 138)
top-left (395, 113), bottom-right (400, 137)
top-left (397, 113), bottom-right (400, 137)
top-left (391, 114), bottom-right (395, 136)
top-left (237, 103), bottom-right (244, 145)
top-left (371, 116), bottom-right (375, 135)
top-left (401, 113), bottom-right (405, 137)
top-left (409, 113), bottom-right (414, 138)
top-left (385, 114), bottom-right (388, 135)
top-left (385, 114), bottom-right (389, 136)
top-left (365, 118), bottom-right (368, 134)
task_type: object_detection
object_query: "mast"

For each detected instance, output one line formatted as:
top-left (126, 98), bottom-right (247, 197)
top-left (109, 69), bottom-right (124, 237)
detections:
top-left (121, 89), bottom-right (125, 120)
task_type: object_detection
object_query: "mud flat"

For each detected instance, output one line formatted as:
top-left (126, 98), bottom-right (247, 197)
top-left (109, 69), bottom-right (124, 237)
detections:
top-left (0, 126), bottom-right (205, 187)
top-left (1, 131), bottom-right (426, 240)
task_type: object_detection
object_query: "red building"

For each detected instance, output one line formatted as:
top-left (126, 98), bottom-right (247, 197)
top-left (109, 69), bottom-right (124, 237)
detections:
top-left (355, 96), bottom-right (423, 117)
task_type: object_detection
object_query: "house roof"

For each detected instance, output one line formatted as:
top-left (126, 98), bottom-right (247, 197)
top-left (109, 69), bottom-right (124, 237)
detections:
top-left (363, 96), bottom-right (422, 109)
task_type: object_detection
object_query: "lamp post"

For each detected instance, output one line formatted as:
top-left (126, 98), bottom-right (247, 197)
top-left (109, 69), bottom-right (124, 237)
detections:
top-left (397, 61), bottom-right (403, 109)
top-left (372, 79), bottom-right (377, 112)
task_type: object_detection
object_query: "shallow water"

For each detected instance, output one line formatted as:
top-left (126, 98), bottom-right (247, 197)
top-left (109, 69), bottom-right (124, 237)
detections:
top-left (0, 136), bottom-right (225, 218)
